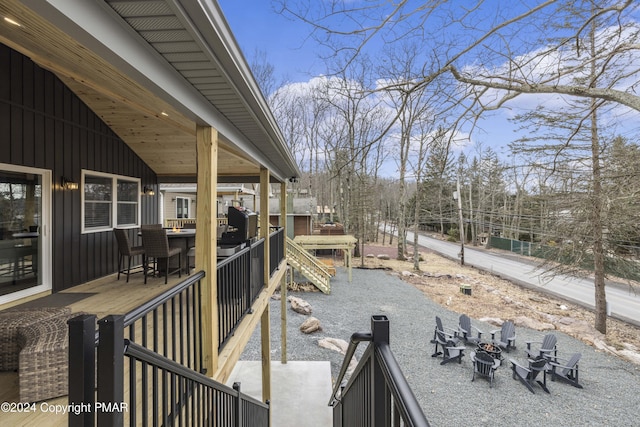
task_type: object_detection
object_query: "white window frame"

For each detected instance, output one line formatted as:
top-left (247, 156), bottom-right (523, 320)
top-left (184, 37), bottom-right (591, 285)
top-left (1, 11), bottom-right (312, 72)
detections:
top-left (0, 163), bottom-right (52, 305)
top-left (81, 170), bottom-right (141, 233)
top-left (175, 196), bottom-right (190, 219)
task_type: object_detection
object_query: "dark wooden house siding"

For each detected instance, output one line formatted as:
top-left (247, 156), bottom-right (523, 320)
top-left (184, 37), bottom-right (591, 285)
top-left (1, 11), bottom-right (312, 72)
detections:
top-left (0, 44), bottom-right (159, 292)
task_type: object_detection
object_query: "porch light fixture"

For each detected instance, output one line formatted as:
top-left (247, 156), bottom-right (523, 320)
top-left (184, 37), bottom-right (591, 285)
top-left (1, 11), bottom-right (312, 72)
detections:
top-left (61, 176), bottom-right (78, 190)
top-left (143, 185), bottom-right (155, 196)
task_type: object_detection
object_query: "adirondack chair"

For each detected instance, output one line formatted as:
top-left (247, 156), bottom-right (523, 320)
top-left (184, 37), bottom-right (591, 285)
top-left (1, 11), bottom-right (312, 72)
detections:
top-left (431, 316), bottom-right (465, 365)
top-left (470, 350), bottom-right (500, 387)
top-left (525, 333), bottom-right (557, 360)
top-left (458, 314), bottom-right (484, 345)
top-left (490, 320), bottom-right (516, 352)
top-left (509, 357), bottom-right (550, 394)
top-left (431, 316), bottom-right (460, 353)
top-left (549, 353), bottom-right (583, 389)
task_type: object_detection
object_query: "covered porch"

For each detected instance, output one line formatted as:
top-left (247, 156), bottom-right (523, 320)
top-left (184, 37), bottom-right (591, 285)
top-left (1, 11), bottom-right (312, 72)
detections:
top-left (1, 223), bottom-right (288, 424)
top-left (0, 0), bottom-right (300, 423)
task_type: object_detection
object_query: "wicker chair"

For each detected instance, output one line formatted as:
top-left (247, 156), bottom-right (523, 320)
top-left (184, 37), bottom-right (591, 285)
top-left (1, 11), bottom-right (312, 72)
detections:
top-left (141, 227), bottom-right (182, 284)
top-left (0, 307), bottom-right (71, 371)
top-left (17, 312), bottom-right (87, 402)
top-left (113, 228), bottom-right (145, 282)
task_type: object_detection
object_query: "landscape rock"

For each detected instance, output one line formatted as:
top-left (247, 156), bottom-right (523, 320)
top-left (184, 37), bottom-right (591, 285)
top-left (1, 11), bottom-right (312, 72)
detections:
top-left (366, 254), bottom-right (375, 258)
top-left (318, 337), bottom-right (348, 354)
top-left (556, 318), bottom-right (604, 344)
top-left (300, 317), bottom-right (322, 334)
top-left (513, 316), bottom-right (555, 331)
top-left (318, 337), bottom-right (358, 377)
top-left (288, 296), bottom-right (312, 315)
top-left (377, 254), bottom-right (390, 260)
top-left (478, 317), bottom-right (503, 327)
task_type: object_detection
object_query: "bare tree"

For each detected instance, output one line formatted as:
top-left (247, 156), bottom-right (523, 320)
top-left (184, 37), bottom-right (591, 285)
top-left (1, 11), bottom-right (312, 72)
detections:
top-left (277, 0), bottom-right (640, 112)
top-left (277, 0), bottom-right (640, 334)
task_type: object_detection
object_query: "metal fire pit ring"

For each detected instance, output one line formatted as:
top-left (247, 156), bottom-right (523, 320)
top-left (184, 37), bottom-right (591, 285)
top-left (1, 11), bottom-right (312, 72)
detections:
top-left (477, 342), bottom-right (503, 361)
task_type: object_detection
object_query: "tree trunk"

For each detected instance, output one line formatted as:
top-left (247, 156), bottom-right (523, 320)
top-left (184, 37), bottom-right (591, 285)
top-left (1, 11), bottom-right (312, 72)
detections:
top-left (589, 22), bottom-right (607, 333)
top-left (413, 182), bottom-right (422, 271)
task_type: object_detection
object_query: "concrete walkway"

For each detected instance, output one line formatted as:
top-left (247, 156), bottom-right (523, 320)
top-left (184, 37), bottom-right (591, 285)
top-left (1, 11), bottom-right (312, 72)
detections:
top-left (226, 361), bottom-right (333, 427)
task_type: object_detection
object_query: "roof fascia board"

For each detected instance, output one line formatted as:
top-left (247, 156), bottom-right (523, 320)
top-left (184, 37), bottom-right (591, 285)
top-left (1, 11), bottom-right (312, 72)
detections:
top-left (175, 0), bottom-right (299, 174)
top-left (21, 0), bottom-right (296, 182)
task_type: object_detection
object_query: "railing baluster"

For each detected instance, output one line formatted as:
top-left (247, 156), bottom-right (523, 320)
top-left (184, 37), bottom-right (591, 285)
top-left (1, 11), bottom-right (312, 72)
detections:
top-left (171, 297), bottom-right (177, 361)
top-left (186, 286), bottom-right (192, 369)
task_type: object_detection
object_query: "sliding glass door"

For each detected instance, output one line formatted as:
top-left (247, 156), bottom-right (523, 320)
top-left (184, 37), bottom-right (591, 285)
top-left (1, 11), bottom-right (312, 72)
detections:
top-left (0, 164), bottom-right (51, 302)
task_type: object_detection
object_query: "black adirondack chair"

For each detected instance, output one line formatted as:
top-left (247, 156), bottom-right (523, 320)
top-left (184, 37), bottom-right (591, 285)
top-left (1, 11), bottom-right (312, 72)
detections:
top-left (510, 357), bottom-right (550, 394)
top-left (549, 352), bottom-right (583, 389)
top-left (525, 333), bottom-right (557, 360)
top-left (431, 316), bottom-right (465, 365)
top-left (490, 320), bottom-right (516, 352)
top-left (471, 350), bottom-right (500, 387)
top-left (458, 314), bottom-right (484, 345)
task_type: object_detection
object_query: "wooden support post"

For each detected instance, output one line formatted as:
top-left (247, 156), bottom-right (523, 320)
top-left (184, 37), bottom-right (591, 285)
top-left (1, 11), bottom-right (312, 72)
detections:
top-left (260, 167), bottom-right (271, 404)
top-left (280, 181), bottom-right (287, 364)
top-left (196, 125), bottom-right (219, 375)
top-left (346, 247), bottom-right (352, 282)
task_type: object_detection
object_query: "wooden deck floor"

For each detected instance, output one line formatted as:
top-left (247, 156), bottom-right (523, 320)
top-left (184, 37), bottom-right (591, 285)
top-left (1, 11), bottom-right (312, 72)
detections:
top-left (0, 270), bottom-right (190, 426)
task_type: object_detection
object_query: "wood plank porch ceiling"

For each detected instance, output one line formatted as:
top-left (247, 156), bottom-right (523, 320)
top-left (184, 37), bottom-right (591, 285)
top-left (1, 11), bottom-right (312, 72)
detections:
top-left (0, 0), bottom-right (298, 182)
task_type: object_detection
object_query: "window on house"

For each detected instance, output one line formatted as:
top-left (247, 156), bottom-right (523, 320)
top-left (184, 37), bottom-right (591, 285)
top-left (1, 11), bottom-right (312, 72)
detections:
top-left (176, 197), bottom-right (189, 219)
top-left (83, 171), bottom-right (140, 232)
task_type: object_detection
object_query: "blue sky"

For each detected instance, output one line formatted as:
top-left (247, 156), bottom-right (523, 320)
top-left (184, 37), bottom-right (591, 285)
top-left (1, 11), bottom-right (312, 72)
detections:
top-left (218, 1), bottom-right (640, 171)
top-left (219, 1), bottom-right (324, 82)
top-left (217, 1), bottom-right (544, 156)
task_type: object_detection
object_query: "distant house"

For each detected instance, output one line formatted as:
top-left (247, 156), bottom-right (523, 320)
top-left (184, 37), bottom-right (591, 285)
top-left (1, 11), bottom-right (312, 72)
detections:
top-left (159, 183), bottom-right (257, 226)
top-left (159, 183), bottom-right (315, 238)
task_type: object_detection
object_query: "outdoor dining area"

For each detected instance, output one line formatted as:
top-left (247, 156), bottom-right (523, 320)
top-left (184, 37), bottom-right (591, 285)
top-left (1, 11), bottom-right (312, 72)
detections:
top-left (431, 314), bottom-right (583, 393)
top-left (114, 225), bottom-right (196, 286)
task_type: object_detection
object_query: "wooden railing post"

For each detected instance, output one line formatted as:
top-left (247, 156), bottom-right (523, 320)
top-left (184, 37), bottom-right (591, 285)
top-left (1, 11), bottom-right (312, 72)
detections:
top-left (97, 315), bottom-right (125, 427)
top-left (68, 314), bottom-right (97, 427)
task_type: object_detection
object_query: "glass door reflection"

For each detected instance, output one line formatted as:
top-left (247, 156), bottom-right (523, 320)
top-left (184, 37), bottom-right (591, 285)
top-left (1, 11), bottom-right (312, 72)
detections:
top-left (0, 171), bottom-right (42, 296)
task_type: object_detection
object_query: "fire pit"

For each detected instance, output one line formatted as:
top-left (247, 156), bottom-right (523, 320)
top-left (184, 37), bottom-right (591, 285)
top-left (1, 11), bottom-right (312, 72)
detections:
top-left (477, 342), bottom-right (503, 360)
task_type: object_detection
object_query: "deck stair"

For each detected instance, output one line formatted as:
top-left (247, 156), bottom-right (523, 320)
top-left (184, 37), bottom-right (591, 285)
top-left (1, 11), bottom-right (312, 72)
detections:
top-left (286, 237), bottom-right (331, 294)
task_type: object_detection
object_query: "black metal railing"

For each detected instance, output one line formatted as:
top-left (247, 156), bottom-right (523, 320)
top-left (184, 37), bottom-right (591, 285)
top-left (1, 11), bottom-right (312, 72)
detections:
top-left (269, 227), bottom-right (285, 275)
top-left (217, 238), bottom-right (265, 350)
top-left (69, 273), bottom-right (206, 426)
top-left (71, 314), bottom-right (268, 426)
top-left (122, 271), bottom-right (205, 373)
top-left (329, 315), bottom-right (430, 427)
top-left (68, 229), bottom-right (287, 426)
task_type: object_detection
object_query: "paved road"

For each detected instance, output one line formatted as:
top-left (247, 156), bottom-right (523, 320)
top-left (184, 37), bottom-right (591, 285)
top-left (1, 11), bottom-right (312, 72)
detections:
top-left (396, 229), bottom-right (640, 327)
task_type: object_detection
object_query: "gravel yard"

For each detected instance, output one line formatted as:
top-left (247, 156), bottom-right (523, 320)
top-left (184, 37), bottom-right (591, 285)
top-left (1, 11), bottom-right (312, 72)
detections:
top-left (240, 262), bottom-right (640, 426)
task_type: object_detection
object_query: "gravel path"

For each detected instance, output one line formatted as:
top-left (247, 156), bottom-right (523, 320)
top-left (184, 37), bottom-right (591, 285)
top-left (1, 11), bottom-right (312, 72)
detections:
top-left (240, 267), bottom-right (640, 426)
